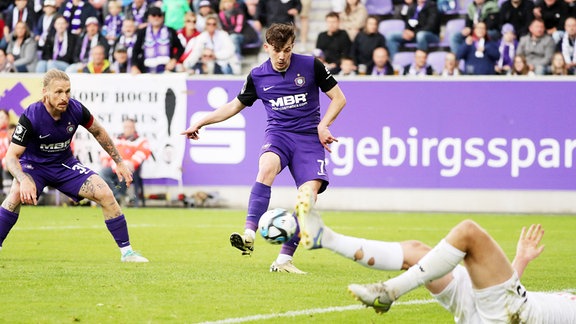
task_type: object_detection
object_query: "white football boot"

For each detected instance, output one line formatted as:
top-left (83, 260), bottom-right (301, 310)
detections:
top-left (348, 282), bottom-right (395, 313)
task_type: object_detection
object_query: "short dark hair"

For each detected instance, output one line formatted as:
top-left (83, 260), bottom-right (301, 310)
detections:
top-left (326, 11), bottom-right (339, 20)
top-left (265, 23), bottom-right (296, 51)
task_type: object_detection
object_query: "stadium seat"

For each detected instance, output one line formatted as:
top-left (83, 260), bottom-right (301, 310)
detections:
top-left (427, 51), bottom-right (448, 74)
top-left (366, 0), bottom-right (394, 16)
top-left (392, 51), bottom-right (415, 72)
top-left (378, 19), bottom-right (405, 37)
top-left (438, 18), bottom-right (465, 48)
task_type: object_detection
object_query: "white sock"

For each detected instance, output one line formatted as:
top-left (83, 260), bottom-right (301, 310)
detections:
top-left (275, 253), bottom-right (292, 264)
top-left (120, 245), bottom-right (132, 255)
top-left (322, 227), bottom-right (403, 270)
top-left (385, 239), bottom-right (465, 299)
top-left (244, 229), bottom-right (256, 241)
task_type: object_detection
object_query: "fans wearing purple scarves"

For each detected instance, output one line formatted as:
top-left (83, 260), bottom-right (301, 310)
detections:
top-left (131, 6), bottom-right (184, 73)
top-left (58, 0), bottom-right (99, 35)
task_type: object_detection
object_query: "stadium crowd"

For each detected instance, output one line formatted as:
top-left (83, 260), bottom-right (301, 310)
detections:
top-left (0, 0), bottom-right (574, 75)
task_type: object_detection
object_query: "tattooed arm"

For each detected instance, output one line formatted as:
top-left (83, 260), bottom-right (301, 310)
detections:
top-left (87, 118), bottom-right (133, 186)
top-left (4, 143), bottom-right (38, 206)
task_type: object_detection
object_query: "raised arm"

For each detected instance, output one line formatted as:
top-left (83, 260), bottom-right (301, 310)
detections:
top-left (181, 97), bottom-right (247, 140)
top-left (511, 224), bottom-right (545, 278)
top-left (87, 118), bottom-right (133, 186)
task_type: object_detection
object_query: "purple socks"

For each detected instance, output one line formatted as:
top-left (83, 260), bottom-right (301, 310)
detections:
top-left (245, 182), bottom-right (271, 231)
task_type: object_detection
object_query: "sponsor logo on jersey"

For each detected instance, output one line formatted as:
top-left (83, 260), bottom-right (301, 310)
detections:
top-left (268, 93), bottom-right (308, 110)
top-left (40, 139), bottom-right (72, 152)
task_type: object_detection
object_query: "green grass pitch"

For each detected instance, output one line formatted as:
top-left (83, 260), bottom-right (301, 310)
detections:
top-left (0, 206), bottom-right (574, 323)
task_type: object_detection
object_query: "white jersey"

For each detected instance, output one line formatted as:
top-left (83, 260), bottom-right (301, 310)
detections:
top-left (434, 266), bottom-right (576, 323)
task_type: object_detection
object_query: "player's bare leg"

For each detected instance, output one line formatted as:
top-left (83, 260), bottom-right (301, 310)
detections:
top-left (80, 174), bottom-right (148, 262)
top-left (0, 180), bottom-right (23, 250)
top-left (349, 220), bottom-right (514, 312)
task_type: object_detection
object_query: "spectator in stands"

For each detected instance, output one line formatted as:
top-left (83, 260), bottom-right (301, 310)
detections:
top-left (189, 47), bottom-right (230, 74)
top-left (124, 0), bottom-right (149, 29)
top-left (499, 0), bottom-right (534, 38)
top-left (102, 0), bottom-right (124, 47)
top-left (386, 0), bottom-right (441, 60)
top-left (350, 15), bottom-right (386, 67)
top-left (100, 118), bottom-right (151, 207)
top-left (339, 0), bottom-right (368, 41)
top-left (402, 49), bottom-right (434, 75)
top-left (440, 52), bottom-right (462, 76)
top-left (110, 45), bottom-right (129, 72)
top-left (517, 18), bottom-right (555, 74)
top-left (112, 18), bottom-right (137, 68)
top-left (5, 21), bottom-right (37, 72)
top-left (495, 23), bottom-right (518, 74)
top-left (34, 0), bottom-right (58, 51)
top-left (196, 0), bottom-right (216, 32)
top-left (256, 0), bottom-right (301, 29)
top-left (298, 0), bottom-right (312, 52)
top-left (66, 16), bottom-right (108, 73)
top-left (533, 0), bottom-right (569, 43)
top-left (36, 15), bottom-right (78, 72)
top-left (510, 53), bottom-right (535, 74)
top-left (162, 0), bottom-right (191, 31)
top-left (177, 12), bottom-right (201, 71)
top-left (457, 22), bottom-right (500, 74)
top-left (3, 0), bottom-right (37, 43)
top-left (184, 15), bottom-right (237, 74)
top-left (338, 55), bottom-right (357, 76)
top-left (58, 0), bottom-right (98, 35)
top-left (559, 17), bottom-right (576, 74)
top-left (451, 0), bottom-right (500, 54)
top-left (79, 44), bottom-right (112, 72)
top-left (131, 6), bottom-right (184, 73)
top-left (316, 11), bottom-right (352, 74)
top-left (567, 0), bottom-right (576, 17)
top-left (548, 51), bottom-right (570, 73)
top-left (0, 48), bottom-right (15, 72)
top-left (367, 46), bottom-right (394, 76)
top-left (218, 0), bottom-right (259, 57)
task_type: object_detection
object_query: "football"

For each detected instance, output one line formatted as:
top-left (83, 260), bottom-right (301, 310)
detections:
top-left (258, 208), bottom-right (298, 244)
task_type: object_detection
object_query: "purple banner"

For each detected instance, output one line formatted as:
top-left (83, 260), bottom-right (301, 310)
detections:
top-left (183, 79), bottom-right (576, 190)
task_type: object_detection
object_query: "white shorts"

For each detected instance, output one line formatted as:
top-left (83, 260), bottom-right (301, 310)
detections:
top-left (433, 265), bottom-right (481, 324)
top-left (434, 266), bottom-right (576, 323)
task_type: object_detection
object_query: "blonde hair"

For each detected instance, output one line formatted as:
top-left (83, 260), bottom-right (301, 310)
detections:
top-left (43, 69), bottom-right (69, 88)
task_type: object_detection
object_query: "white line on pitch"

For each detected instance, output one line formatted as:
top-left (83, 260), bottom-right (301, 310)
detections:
top-left (196, 299), bottom-right (438, 324)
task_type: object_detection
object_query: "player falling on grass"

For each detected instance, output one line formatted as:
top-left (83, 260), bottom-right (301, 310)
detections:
top-left (182, 23), bottom-right (346, 274)
top-left (0, 69), bottom-right (148, 262)
top-left (295, 185), bottom-right (576, 322)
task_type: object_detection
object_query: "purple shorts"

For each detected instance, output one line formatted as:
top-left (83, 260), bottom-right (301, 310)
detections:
top-left (21, 157), bottom-right (97, 202)
top-left (262, 131), bottom-right (329, 193)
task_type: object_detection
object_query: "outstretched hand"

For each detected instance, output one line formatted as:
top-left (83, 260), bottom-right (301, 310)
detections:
top-left (116, 161), bottom-right (134, 188)
top-left (516, 224), bottom-right (545, 264)
top-left (181, 124), bottom-right (202, 140)
top-left (318, 126), bottom-right (338, 153)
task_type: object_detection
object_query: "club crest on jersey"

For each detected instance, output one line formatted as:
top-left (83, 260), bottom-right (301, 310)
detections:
top-left (294, 76), bottom-right (305, 87)
top-left (66, 124), bottom-right (75, 134)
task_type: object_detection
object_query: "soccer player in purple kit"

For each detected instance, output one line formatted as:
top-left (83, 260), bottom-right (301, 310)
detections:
top-left (182, 23), bottom-right (347, 274)
top-left (0, 69), bottom-right (148, 263)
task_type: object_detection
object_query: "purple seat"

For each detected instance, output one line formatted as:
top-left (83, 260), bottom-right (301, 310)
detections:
top-left (378, 19), bottom-right (405, 36)
top-left (427, 51), bottom-right (448, 74)
top-left (366, 0), bottom-right (394, 15)
top-left (392, 51), bottom-right (415, 72)
top-left (438, 18), bottom-right (465, 47)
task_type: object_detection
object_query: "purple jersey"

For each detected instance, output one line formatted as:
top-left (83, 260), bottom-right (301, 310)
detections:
top-left (237, 54), bottom-right (337, 134)
top-left (12, 98), bottom-right (93, 164)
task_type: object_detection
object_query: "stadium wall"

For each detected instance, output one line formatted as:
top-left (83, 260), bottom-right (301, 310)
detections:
top-left (1, 75), bottom-right (575, 213)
